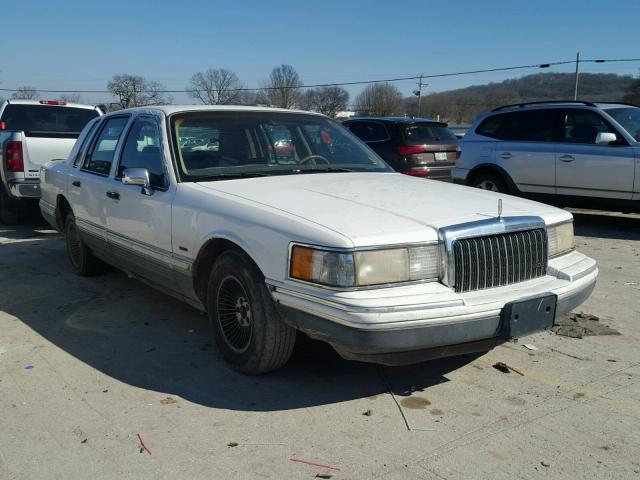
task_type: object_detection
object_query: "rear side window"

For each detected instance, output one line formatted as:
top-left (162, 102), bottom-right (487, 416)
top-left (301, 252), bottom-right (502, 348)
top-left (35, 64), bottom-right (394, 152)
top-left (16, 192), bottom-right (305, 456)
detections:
top-left (0, 104), bottom-right (99, 137)
top-left (83, 117), bottom-right (129, 175)
top-left (403, 124), bottom-right (457, 143)
top-left (117, 117), bottom-right (166, 188)
top-left (347, 121), bottom-right (389, 142)
top-left (476, 110), bottom-right (555, 142)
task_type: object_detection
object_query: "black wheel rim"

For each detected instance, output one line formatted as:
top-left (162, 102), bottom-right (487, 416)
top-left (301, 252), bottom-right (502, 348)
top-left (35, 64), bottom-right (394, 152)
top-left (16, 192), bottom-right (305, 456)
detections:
top-left (66, 222), bottom-right (82, 269)
top-left (216, 275), bottom-right (253, 353)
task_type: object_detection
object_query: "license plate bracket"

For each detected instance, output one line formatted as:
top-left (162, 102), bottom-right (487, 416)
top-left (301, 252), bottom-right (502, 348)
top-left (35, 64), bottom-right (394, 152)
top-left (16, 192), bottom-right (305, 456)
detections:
top-left (500, 294), bottom-right (557, 340)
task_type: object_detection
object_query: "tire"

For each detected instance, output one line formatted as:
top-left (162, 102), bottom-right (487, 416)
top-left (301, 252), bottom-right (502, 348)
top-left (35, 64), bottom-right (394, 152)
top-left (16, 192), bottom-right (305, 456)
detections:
top-left (0, 185), bottom-right (20, 225)
top-left (64, 212), bottom-right (102, 276)
top-left (207, 249), bottom-right (296, 375)
top-left (471, 172), bottom-right (508, 193)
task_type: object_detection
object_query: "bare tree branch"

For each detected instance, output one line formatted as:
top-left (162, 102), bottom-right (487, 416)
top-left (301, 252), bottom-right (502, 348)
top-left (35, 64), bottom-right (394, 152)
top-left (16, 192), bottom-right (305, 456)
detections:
top-left (11, 86), bottom-right (39, 100)
top-left (187, 68), bottom-right (245, 104)
top-left (107, 74), bottom-right (172, 108)
top-left (262, 64), bottom-right (303, 109)
top-left (354, 83), bottom-right (404, 116)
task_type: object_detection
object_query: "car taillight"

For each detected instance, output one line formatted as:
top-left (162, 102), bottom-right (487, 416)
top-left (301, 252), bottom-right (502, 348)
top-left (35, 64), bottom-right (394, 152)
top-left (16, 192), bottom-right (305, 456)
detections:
top-left (397, 145), bottom-right (426, 156)
top-left (5, 141), bottom-right (24, 172)
top-left (406, 168), bottom-right (431, 177)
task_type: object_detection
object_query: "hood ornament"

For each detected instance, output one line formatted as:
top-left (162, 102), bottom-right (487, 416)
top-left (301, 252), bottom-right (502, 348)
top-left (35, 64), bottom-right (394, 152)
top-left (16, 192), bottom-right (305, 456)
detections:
top-left (498, 198), bottom-right (503, 219)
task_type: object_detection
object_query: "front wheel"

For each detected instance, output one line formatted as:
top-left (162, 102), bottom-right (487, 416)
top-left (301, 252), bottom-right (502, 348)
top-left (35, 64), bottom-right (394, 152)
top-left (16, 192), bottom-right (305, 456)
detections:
top-left (471, 173), bottom-right (508, 193)
top-left (207, 249), bottom-right (296, 375)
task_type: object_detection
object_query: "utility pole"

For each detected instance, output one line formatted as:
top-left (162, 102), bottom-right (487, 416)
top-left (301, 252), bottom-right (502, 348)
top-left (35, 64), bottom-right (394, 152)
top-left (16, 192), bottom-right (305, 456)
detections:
top-left (413, 75), bottom-right (425, 117)
top-left (573, 52), bottom-right (580, 100)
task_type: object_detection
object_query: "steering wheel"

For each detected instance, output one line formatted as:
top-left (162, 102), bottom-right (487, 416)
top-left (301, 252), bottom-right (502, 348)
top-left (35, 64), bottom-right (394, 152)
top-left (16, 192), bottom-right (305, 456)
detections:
top-left (298, 154), bottom-right (330, 167)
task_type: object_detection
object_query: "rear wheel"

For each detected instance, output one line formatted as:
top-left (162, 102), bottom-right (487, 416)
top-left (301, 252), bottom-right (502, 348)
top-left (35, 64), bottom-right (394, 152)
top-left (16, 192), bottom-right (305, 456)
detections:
top-left (64, 212), bottom-right (102, 276)
top-left (207, 249), bottom-right (296, 375)
top-left (0, 185), bottom-right (20, 225)
top-left (471, 172), bottom-right (508, 193)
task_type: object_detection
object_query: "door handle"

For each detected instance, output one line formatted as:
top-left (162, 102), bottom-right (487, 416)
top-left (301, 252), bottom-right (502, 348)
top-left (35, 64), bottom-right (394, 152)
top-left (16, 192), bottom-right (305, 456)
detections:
top-left (71, 180), bottom-right (81, 187)
top-left (559, 155), bottom-right (575, 162)
top-left (106, 191), bottom-right (120, 200)
top-left (500, 152), bottom-right (512, 160)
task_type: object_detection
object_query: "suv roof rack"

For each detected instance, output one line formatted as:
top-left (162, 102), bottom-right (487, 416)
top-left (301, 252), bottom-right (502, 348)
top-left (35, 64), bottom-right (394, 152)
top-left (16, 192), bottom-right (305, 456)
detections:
top-left (596, 101), bottom-right (639, 108)
top-left (491, 100), bottom-right (597, 111)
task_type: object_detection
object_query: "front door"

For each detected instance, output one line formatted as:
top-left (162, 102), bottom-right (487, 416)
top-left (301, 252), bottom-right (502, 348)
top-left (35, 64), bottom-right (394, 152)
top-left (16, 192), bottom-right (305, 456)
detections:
top-left (556, 109), bottom-right (635, 200)
top-left (105, 115), bottom-right (177, 291)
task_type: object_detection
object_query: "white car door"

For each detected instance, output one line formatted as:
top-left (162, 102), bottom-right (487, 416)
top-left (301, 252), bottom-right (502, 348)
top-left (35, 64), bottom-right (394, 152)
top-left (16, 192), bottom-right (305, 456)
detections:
top-left (68, 116), bottom-right (130, 256)
top-left (556, 109), bottom-right (635, 200)
top-left (104, 115), bottom-right (177, 291)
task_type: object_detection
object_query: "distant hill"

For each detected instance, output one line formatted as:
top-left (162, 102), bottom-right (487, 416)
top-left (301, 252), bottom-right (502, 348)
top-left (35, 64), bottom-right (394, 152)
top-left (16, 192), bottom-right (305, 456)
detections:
top-left (406, 72), bottom-right (636, 124)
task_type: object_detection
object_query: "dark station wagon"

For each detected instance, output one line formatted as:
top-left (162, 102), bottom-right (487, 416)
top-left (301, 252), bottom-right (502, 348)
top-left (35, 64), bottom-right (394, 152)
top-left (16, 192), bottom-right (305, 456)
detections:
top-left (343, 116), bottom-right (460, 181)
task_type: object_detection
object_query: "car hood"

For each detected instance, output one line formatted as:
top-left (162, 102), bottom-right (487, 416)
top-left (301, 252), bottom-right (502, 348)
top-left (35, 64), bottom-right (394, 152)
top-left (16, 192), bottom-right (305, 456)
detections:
top-left (197, 172), bottom-right (570, 246)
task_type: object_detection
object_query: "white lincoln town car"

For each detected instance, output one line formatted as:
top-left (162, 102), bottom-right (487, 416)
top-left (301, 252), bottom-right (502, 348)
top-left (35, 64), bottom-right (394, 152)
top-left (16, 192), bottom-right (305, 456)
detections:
top-left (40, 106), bottom-right (597, 374)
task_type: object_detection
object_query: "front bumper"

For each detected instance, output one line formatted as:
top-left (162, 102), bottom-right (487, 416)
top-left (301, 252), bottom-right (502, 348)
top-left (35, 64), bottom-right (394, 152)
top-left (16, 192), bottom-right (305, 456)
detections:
top-left (270, 250), bottom-right (597, 365)
top-left (6, 179), bottom-right (41, 199)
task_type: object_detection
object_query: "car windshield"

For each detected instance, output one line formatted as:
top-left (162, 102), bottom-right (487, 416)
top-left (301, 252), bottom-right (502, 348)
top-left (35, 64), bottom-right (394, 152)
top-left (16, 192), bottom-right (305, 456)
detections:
top-left (0, 104), bottom-right (99, 137)
top-left (172, 111), bottom-right (391, 180)
top-left (403, 123), bottom-right (458, 143)
top-left (605, 107), bottom-right (640, 141)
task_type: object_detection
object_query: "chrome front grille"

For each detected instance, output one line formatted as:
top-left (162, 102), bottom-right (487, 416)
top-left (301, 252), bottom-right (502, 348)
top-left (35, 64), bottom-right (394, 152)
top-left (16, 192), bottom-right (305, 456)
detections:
top-left (452, 228), bottom-right (547, 293)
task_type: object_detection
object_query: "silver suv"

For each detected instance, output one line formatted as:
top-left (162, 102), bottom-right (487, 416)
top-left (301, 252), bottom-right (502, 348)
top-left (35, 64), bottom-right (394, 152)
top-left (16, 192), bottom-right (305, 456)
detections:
top-left (453, 101), bottom-right (640, 211)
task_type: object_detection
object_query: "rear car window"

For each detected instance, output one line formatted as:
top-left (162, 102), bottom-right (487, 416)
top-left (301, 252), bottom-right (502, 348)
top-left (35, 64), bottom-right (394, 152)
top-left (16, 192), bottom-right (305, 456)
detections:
top-left (476, 110), bottom-right (555, 142)
top-left (403, 124), bottom-right (457, 143)
top-left (0, 104), bottom-right (99, 138)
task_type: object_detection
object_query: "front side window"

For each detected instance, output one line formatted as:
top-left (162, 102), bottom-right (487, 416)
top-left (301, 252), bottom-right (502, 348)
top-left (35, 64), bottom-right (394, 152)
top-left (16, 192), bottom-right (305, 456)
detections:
top-left (72, 119), bottom-right (100, 167)
top-left (172, 112), bottom-right (391, 181)
top-left (83, 117), bottom-right (129, 175)
top-left (560, 110), bottom-right (619, 144)
top-left (118, 117), bottom-right (166, 188)
top-left (605, 107), bottom-right (640, 141)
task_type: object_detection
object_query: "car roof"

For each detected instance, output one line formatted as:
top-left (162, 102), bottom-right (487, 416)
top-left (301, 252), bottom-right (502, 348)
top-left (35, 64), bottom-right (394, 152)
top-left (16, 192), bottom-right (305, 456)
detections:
top-left (5, 99), bottom-right (99, 110)
top-left (345, 116), bottom-right (442, 124)
top-left (489, 100), bottom-right (639, 114)
top-left (106, 104), bottom-right (326, 117)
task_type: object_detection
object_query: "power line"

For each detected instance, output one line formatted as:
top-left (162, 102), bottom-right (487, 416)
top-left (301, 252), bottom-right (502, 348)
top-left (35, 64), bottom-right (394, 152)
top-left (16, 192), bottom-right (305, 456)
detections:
top-left (0, 58), bottom-right (638, 95)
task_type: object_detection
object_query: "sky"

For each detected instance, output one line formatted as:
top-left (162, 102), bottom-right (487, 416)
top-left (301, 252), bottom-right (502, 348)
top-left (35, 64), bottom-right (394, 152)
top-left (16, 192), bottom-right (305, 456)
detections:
top-left (2, 0), bottom-right (639, 106)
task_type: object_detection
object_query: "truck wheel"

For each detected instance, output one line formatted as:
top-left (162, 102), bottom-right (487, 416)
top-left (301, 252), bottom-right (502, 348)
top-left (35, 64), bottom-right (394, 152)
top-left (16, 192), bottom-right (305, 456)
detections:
top-left (207, 249), bottom-right (296, 375)
top-left (471, 172), bottom-right (508, 193)
top-left (0, 185), bottom-right (20, 225)
top-left (64, 213), bottom-right (102, 276)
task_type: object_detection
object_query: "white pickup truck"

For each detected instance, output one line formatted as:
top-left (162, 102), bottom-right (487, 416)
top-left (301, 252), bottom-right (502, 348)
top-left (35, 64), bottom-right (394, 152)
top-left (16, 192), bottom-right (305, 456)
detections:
top-left (0, 100), bottom-right (101, 224)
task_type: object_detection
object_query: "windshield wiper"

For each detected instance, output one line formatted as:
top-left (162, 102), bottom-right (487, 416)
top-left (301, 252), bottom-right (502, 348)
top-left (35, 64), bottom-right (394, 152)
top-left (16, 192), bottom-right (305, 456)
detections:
top-left (292, 167), bottom-right (354, 174)
top-left (197, 172), bottom-right (270, 181)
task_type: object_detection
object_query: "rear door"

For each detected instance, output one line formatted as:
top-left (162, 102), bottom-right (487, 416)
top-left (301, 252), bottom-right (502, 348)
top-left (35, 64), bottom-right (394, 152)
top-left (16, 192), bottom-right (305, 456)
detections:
top-left (0, 103), bottom-right (100, 178)
top-left (556, 109), bottom-right (635, 199)
top-left (487, 109), bottom-right (557, 194)
top-left (69, 116), bottom-right (129, 256)
top-left (105, 115), bottom-right (177, 290)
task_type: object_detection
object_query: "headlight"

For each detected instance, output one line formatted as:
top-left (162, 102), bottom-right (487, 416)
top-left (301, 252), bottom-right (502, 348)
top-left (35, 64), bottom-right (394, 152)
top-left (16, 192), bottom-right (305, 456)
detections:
top-left (290, 244), bottom-right (440, 288)
top-left (547, 222), bottom-right (574, 257)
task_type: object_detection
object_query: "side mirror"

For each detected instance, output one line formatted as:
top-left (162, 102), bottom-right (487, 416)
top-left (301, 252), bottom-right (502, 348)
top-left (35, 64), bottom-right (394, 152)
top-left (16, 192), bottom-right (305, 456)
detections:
top-left (122, 168), bottom-right (152, 196)
top-left (595, 132), bottom-right (618, 145)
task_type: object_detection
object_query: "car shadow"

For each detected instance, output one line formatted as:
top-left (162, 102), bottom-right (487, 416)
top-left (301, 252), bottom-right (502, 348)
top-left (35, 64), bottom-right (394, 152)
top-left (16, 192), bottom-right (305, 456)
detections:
top-left (1, 220), bottom-right (478, 412)
top-left (571, 210), bottom-right (640, 241)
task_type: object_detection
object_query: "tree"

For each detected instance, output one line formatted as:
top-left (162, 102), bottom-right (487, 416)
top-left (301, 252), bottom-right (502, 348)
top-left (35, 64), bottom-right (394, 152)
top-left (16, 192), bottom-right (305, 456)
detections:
top-left (314, 86), bottom-right (349, 118)
top-left (107, 74), bottom-right (171, 108)
top-left (622, 77), bottom-right (640, 104)
top-left (354, 83), bottom-right (403, 116)
top-left (11, 86), bottom-right (39, 100)
top-left (58, 94), bottom-right (82, 104)
top-left (262, 64), bottom-right (303, 109)
top-left (187, 68), bottom-right (244, 104)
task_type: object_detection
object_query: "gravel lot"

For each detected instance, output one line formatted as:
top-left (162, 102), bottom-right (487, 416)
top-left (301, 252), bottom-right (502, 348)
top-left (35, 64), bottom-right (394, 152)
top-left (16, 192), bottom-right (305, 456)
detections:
top-left (1, 207), bottom-right (639, 480)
